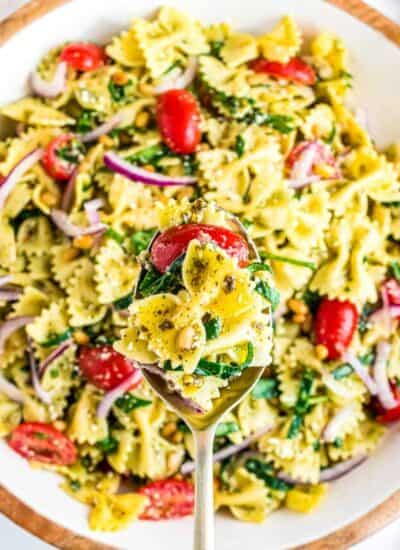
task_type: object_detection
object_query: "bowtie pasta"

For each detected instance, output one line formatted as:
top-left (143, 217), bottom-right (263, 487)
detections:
top-left (0, 5), bottom-right (398, 531)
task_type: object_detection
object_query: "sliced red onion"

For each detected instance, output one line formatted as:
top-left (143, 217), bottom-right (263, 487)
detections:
top-left (0, 275), bottom-right (13, 288)
top-left (319, 454), bottom-right (367, 482)
top-left (322, 404), bottom-right (356, 443)
top-left (381, 286), bottom-right (393, 332)
top-left (289, 141), bottom-right (340, 189)
top-left (27, 338), bottom-right (52, 405)
top-left (180, 424), bottom-right (274, 475)
top-left (0, 289), bottom-right (22, 302)
top-left (38, 339), bottom-right (73, 377)
top-left (155, 57), bottom-right (198, 94)
top-left (50, 209), bottom-right (106, 238)
top-left (0, 373), bottom-right (26, 404)
top-left (369, 305), bottom-right (400, 324)
top-left (104, 152), bottom-right (197, 187)
top-left (97, 369), bottom-right (143, 420)
top-left (374, 341), bottom-right (397, 410)
top-left (61, 166), bottom-right (78, 212)
top-left (31, 61), bottom-right (68, 99)
top-left (0, 316), bottom-right (35, 355)
top-left (84, 198), bottom-right (105, 225)
top-left (277, 454), bottom-right (368, 485)
top-left (80, 112), bottom-right (123, 143)
top-left (0, 148), bottom-right (43, 212)
top-left (288, 175), bottom-right (321, 189)
top-left (341, 351), bottom-right (378, 395)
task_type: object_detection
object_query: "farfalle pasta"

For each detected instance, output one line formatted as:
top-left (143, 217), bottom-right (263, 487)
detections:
top-left (0, 5), bottom-right (399, 533)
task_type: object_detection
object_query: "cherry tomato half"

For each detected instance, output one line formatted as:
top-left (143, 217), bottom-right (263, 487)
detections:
top-left (9, 423), bottom-right (77, 465)
top-left (157, 89), bottom-right (201, 154)
top-left (286, 141), bottom-right (336, 172)
top-left (382, 278), bottom-right (400, 306)
top-left (42, 134), bottom-right (82, 181)
top-left (78, 345), bottom-right (143, 391)
top-left (249, 57), bottom-right (316, 86)
top-left (374, 382), bottom-right (400, 423)
top-left (139, 479), bottom-right (194, 520)
top-left (60, 43), bottom-right (106, 72)
top-left (314, 298), bottom-right (358, 360)
top-left (150, 223), bottom-right (250, 273)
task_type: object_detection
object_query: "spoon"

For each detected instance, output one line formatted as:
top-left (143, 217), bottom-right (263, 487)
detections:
top-left (135, 212), bottom-right (272, 550)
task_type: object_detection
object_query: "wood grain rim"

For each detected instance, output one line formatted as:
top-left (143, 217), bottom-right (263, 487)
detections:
top-left (0, 0), bottom-right (399, 549)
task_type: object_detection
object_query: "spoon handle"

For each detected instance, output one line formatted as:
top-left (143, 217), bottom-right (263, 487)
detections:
top-left (193, 426), bottom-right (216, 550)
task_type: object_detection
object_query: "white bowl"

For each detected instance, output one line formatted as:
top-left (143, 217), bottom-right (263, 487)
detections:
top-left (1, 1), bottom-right (400, 548)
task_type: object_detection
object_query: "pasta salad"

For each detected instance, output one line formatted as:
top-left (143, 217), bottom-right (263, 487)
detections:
top-left (0, 6), bottom-right (399, 530)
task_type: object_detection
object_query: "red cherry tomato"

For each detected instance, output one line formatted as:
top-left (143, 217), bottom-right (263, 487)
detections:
top-left (382, 278), bottom-right (400, 306)
top-left (42, 134), bottom-right (81, 181)
top-left (9, 423), bottom-right (77, 465)
top-left (151, 223), bottom-right (250, 273)
top-left (314, 298), bottom-right (358, 360)
top-left (249, 57), bottom-right (316, 86)
top-left (78, 345), bottom-right (143, 391)
top-left (139, 479), bottom-right (194, 520)
top-left (60, 43), bottom-right (106, 72)
top-left (157, 89), bottom-right (201, 154)
top-left (374, 382), bottom-right (400, 423)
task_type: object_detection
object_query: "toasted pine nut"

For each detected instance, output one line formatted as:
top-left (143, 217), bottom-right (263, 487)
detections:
top-left (143, 164), bottom-right (156, 173)
top-left (73, 330), bottom-right (90, 345)
top-left (41, 191), bottom-right (58, 207)
top-left (167, 451), bottom-right (182, 473)
top-left (73, 235), bottom-right (94, 249)
top-left (288, 299), bottom-right (309, 316)
top-left (112, 70), bottom-right (129, 86)
top-left (171, 431), bottom-right (184, 444)
top-left (62, 247), bottom-right (80, 262)
top-left (177, 327), bottom-right (195, 351)
top-left (293, 313), bottom-right (306, 324)
top-left (301, 315), bottom-right (313, 333)
top-left (161, 421), bottom-right (177, 438)
top-left (135, 111), bottom-right (150, 129)
top-left (99, 135), bottom-right (114, 147)
top-left (315, 344), bottom-right (329, 361)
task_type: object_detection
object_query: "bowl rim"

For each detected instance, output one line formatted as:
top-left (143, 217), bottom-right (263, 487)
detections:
top-left (0, 0), bottom-right (399, 548)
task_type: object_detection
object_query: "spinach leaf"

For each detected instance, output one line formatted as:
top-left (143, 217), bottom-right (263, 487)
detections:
top-left (358, 304), bottom-right (375, 334)
top-left (131, 229), bottom-right (157, 255)
top-left (138, 256), bottom-right (184, 298)
top-left (302, 289), bottom-right (321, 314)
top-left (332, 363), bottom-right (354, 380)
top-left (203, 317), bottom-right (221, 341)
top-left (324, 125), bottom-right (337, 145)
top-left (287, 369), bottom-right (314, 439)
top-left (10, 208), bottom-right (42, 230)
top-left (125, 144), bottom-right (169, 167)
top-left (247, 262), bottom-right (272, 273)
top-left (108, 79), bottom-right (133, 103)
top-left (76, 110), bottom-right (98, 134)
top-left (115, 394), bottom-right (152, 413)
top-left (215, 422), bottom-right (240, 438)
top-left (390, 261), bottom-right (400, 281)
top-left (177, 420), bottom-right (191, 433)
top-left (96, 436), bottom-right (119, 454)
top-left (245, 458), bottom-right (293, 492)
top-left (260, 251), bottom-right (316, 270)
top-left (113, 293), bottom-right (133, 311)
top-left (104, 227), bottom-right (125, 245)
top-left (182, 154), bottom-right (199, 176)
top-left (194, 343), bottom-right (253, 379)
top-left (254, 280), bottom-right (280, 311)
top-left (234, 135), bottom-right (246, 157)
top-left (40, 328), bottom-right (73, 348)
top-left (209, 40), bottom-right (225, 59)
top-left (252, 378), bottom-right (279, 400)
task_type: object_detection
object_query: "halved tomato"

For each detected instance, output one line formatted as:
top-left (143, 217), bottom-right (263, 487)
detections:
top-left (249, 57), bottom-right (316, 86)
top-left (60, 43), bottom-right (106, 72)
top-left (139, 479), bottom-right (194, 520)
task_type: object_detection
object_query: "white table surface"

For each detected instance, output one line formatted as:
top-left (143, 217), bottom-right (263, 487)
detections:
top-left (1, 0), bottom-right (400, 548)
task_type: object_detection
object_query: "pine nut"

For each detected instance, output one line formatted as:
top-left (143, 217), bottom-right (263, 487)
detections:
top-left (177, 327), bottom-right (195, 351)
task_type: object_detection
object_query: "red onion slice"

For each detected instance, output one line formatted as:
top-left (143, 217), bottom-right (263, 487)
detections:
top-left (0, 289), bottom-right (22, 302)
top-left (0, 148), bottom-right (44, 212)
top-left (291, 142), bottom-right (321, 180)
top-left (38, 339), bottom-right (73, 377)
top-left (180, 424), bottom-right (274, 475)
top-left (0, 275), bottom-right (13, 288)
top-left (50, 209), bottom-right (106, 238)
top-left (80, 112), bottom-right (123, 143)
top-left (288, 175), bottom-right (321, 189)
top-left (97, 369), bottom-right (143, 420)
top-left (374, 341), bottom-right (397, 410)
top-left (277, 454), bottom-right (368, 484)
top-left (369, 305), bottom-right (400, 324)
top-left (61, 166), bottom-right (78, 212)
top-left (31, 61), bottom-right (68, 99)
top-left (155, 57), bottom-right (198, 94)
top-left (104, 152), bottom-right (197, 187)
top-left (322, 404), bottom-right (356, 443)
top-left (27, 338), bottom-right (52, 405)
top-left (319, 454), bottom-right (367, 482)
top-left (0, 316), bottom-right (35, 354)
top-left (341, 351), bottom-right (378, 395)
top-left (0, 373), bottom-right (26, 404)
top-left (84, 198), bottom-right (105, 225)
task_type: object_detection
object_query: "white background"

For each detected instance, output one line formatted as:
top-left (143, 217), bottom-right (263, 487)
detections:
top-left (0, 0), bottom-right (400, 548)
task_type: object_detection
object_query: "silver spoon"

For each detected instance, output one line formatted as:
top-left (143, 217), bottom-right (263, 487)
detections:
top-left (135, 212), bottom-right (272, 550)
